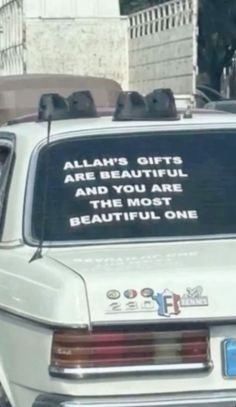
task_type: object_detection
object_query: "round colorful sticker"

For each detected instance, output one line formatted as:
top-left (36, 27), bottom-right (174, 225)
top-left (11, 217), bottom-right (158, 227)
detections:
top-left (124, 289), bottom-right (138, 299)
top-left (107, 290), bottom-right (121, 300)
top-left (141, 288), bottom-right (154, 298)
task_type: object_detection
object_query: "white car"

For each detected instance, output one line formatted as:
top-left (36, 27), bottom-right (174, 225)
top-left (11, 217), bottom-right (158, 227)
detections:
top-left (0, 88), bottom-right (236, 407)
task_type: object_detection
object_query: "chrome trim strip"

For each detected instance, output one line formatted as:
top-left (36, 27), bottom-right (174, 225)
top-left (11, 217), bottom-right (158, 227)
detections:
top-left (33, 389), bottom-right (236, 407)
top-left (49, 362), bottom-right (212, 379)
top-left (92, 316), bottom-right (236, 326)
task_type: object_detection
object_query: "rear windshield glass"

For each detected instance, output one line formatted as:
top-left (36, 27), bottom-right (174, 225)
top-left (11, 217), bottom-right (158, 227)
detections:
top-left (30, 131), bottom-right (236, 243)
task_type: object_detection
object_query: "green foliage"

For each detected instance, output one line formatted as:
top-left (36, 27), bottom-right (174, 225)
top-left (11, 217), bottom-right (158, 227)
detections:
top-left (198, 0), bottom-right (236, 89)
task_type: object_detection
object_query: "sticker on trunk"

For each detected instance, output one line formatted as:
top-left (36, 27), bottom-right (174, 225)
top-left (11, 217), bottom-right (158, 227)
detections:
top-left (106, 286), bottom-right (208, 316)
top-left (181, 286), bottom-right (208, 307)
top-left (153, 289), bottom-right (181, 317)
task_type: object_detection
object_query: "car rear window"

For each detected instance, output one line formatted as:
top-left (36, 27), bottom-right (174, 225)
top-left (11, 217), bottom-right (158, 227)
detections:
top-left (29, 130), bottom-right (236, 244)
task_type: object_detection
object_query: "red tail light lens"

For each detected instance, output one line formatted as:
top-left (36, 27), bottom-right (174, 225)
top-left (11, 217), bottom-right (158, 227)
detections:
top-left (51, 328), bottom-right (210, 370)
top-left (181, 332), bottom-right (209, 363)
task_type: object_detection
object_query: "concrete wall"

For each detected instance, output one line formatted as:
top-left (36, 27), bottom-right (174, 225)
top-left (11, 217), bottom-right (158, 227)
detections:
top-left (129, 0), bottom-right (198, 94)
top-left (0, 0), bottom-right (128, 88)
top-left (0, 0), bottom-right (24, 74)
top-left (24, 0), bottom-right (120, 18)
top-left (25, 18), bottom-right (129, 89)
top-left (0, 0), bottom-right (198, 95)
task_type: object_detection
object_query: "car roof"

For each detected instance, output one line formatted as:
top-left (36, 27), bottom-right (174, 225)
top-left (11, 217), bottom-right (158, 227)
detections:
top-left (1, 109), bottom-right (236, 150)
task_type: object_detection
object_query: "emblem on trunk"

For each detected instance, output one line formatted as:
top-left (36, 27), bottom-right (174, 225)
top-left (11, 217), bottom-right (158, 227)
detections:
top-left (106, 286), bottom-right (208, 315)
top-left (141, 288), bottom-right (154, 298)
top-left (181, 286), bottom-right (208, 307)
top-left (124, 289), bottom-right (137, 299)
top-left (153, 289), bottom-right (181, 317)
top-left (107, 290), bottom-right (121, 300)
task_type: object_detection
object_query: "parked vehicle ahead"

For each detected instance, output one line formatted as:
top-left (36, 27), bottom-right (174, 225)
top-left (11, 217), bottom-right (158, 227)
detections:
top-left (0, 87), bottom-right (236, 407)
top-left (195, 85), bottom-right (236, 112)
top-left (195, 85), bottom-right (226, 108)
top-left (197, 85), bottom-right (226, 102)
top-left (204, 101), bottom-right (236, 114)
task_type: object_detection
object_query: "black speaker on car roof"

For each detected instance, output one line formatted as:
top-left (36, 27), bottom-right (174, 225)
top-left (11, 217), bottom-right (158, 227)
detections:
top-left (146, 88), bottom-right (177, 119)
top-left (67, 91), bottom-right (97, 118)
top-left (38, 93), bottom-right (70, 121)
top-left (113, 88), bottom-right (178, 121)
top-left (113, 91), bottom-right (148, 121)
top-left (38, 90), bottom-right (97, 122)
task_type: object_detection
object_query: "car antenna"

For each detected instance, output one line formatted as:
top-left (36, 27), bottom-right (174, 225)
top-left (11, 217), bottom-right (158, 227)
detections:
top-left (28, 93), bottom-right (71, 263)
top-left (29, 114), bottom-right (52, 263)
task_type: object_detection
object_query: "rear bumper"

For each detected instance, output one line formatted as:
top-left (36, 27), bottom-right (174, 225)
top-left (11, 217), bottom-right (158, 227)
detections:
top-left (33, 391), bottom-right (236, 407)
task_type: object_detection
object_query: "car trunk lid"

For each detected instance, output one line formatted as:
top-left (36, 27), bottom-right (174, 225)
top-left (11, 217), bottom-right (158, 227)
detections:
top-left (48, 239), bottom-right (236, 324)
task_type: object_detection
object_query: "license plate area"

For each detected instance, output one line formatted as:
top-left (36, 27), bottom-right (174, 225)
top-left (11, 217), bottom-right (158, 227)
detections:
top-left (223, 339), bottom-right (236, 377)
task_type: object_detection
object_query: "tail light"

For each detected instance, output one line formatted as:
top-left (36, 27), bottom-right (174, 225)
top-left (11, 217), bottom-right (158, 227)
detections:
top-left (50, 328), bottom-right (211, 378)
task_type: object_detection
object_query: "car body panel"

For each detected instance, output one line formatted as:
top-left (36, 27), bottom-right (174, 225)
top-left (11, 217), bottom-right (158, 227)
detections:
top-left (0, 246), bottom-right (89, 326)
top-left (47, 240), bottom-right (236, 323)
top-left (1, 112), bottom-right (236, 407)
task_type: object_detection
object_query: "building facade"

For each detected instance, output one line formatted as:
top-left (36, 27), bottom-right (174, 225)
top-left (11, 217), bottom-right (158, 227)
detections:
top-left (0, 0), bottom-right (128, 88)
